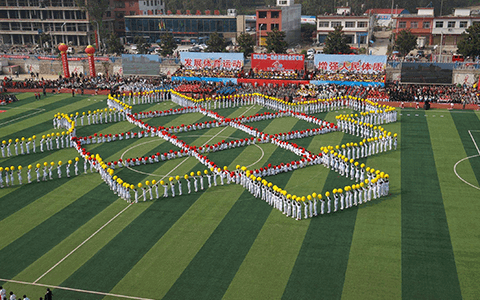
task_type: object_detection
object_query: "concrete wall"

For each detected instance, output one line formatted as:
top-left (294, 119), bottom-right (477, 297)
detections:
top-left (3, 58), bottom-right (123, 77)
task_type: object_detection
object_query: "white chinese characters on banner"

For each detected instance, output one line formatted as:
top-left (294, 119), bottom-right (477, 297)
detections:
top-left (314, 54), bottom-right (387, 74)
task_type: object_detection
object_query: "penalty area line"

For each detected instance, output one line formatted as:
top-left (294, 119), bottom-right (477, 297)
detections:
top-left (0, 278), bottom-right (153, 300)
top-left (33, 203), bottom-right (133, 284)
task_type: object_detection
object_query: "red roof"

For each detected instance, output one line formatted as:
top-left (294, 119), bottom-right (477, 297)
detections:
top-left (365, 8), bottom-right (406, 14)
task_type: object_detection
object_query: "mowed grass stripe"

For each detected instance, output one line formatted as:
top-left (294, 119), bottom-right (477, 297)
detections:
top-left (0, 177), bottom-right (113, 281)
top-left (281, 131), bottom-right (363, 300)
top-left (102, 108), bottom-right (271, 299)
top-left (50, 106), bottom-right (264, 298)
top-left (161, 189), bottom-right (273, 300)
top-left (223, 112), bottom-right (343, 299)
top-left (401, 112), bottom-right (462, 299)
top-left (28, 158), bottom-right (200, 287)
top-left (341, 119), bottom-right (402, 300)
top-left (159, 117), bottom-right (305, 299)
top-left (0, 94), bottom-right (89, 126)
top-left (450, 111), bottom-right (480, 193)
top-left (444, 111), bottom-right (480, 299)
top-left (1, 95), bottom-right (108, 139)
top-left (221, 169), bottom-right (319, 299)
top-left (104, 186), bottom-right (247, 300)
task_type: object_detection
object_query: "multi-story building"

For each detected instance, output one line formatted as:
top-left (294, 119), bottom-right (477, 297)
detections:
top-left (112, 0), bottom-right (165, 36)
top-left (0, 0), bottom-right (113, 46)
top-left (431, 8), bottom-right (480, 48)
top-left (364, 8), bottom-right (409, 27)
top-left (316, 7), bottom-right (374, 46)
top-left (392, 7), bottom-right (435, 46)
top-left (124, 9), bottom-right (246, 44)
top-left (393, 7), bottom-right (480, 49)
top-left (256, 0), bottom-right (301, 46)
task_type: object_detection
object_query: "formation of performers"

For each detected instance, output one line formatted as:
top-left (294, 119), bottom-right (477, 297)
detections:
top-left (0, 86), bottom-right (399, 220)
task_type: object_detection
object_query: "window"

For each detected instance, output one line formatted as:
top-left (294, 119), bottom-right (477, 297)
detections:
top-left (447, 21), bottom-right (455, 28)
top-left (191, 19), bottom-right (197, 31)
top-left (410, 21), bottom-right (418, 28)
top-left (423, 21), bottom-right (430, 28)
top-left (331, 21), bottom-right (341, 28)
top-left (459, 21), bottom-right (468, 28)
top-left (259, 23), bottom-right (267, 30)
top-left (357, 21), bottom-right (367, 27)
top-left (278, 0), bottom-right (287, 4)
top-left (271, 11), bottom-right (279, 18)
top-left (130, 11), bottom-right (136, 15)
top-left (344, 35), bottom-right (354, 43)
top-left (435, 21), bottom-right (443, 28)
top-left (258, 11), bottom-right (267, 18)
top-left (398, 21), bottom-right (406, 28)
top-left (345, 21), bottom-right (354, 28)
top-left (129, 1), bottom-right (135, 7)
top-left (318, 21), bottom-right (329, 27)
top-left (271, 23), bottom-right (279, 30)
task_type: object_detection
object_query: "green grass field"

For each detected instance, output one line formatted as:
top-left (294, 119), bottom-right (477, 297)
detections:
top-left (1, 92), bottom-right (480, 300)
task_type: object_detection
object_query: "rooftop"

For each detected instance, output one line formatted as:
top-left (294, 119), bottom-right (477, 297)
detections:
top-left (365, 8), bottom-right (408, 14)
top-left (125, 14), bottom-right (236, 19)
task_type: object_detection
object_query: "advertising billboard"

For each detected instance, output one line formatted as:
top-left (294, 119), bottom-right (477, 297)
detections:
top-left (180, 52), bottom-right (244, 70)
top-left (251, 53), bottom-right (305, 72)
top-left (313, 54), bottom-right (387, 73)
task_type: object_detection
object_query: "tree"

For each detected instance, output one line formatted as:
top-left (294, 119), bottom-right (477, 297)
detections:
top-left (237, 33), bottom-right (255, 58)
top-left (265, 29), bottom-right (288, 54)
top-left (206, 32), bottom-right (227, 52)
top-left (301, 24), bottom-right (316, 44)
top-left (106, 32), bottom-right (124, 55)
top-left (323, 26), bottom-right (351, 54)
top-left (394, 29), bottom-right (417, 56)
top-left (75, 0), bottom-right (110, 49)
top-left (457, 23), bottom-right (480, 57)
top-left (134, 36), bottom-right (151, 54)
top-left (158, 33), bottom-right (178, 57)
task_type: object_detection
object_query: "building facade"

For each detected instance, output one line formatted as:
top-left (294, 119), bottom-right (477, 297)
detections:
top-left (364, 8), bottom-right (409, 27)
top-left (393, 7), bottom-right (480, 49)
top-left (256, 0), bottom-right (301, 46)
top-left (316, 7), bottom-right (374, 46)
top-left (111, 0), bottom-right (165, 36)
top-left (0, 0), bottom-right (115, 46)
top-left (392, 7), bottom-right (435, 46)
top-left (431, 8), bottom-right (480, 47)
top-left (124, 12), bottom-right (242, 44)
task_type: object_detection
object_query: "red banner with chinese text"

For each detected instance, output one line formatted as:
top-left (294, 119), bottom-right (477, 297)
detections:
top-left (251, 53), bottom-right (305, 72)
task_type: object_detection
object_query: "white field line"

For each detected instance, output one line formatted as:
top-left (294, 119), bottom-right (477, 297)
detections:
top-left (452, 130), bottom-right (480, 191)
top-left (0, 108), bottom-right (45, 126)
top-left (453, 155), bottom-right (480, 191)
top-left (33, 203), bottom-right (133, 283)
top-left (0, 278), bottom-right (153, 300)
top-left (468, 130), bottom-right (480, 155)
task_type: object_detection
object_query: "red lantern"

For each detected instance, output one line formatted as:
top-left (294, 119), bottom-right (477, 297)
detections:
top-left (85, 45), bottom-right (96, 77)
top-left (58, 43), bottom-right (70, 78)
